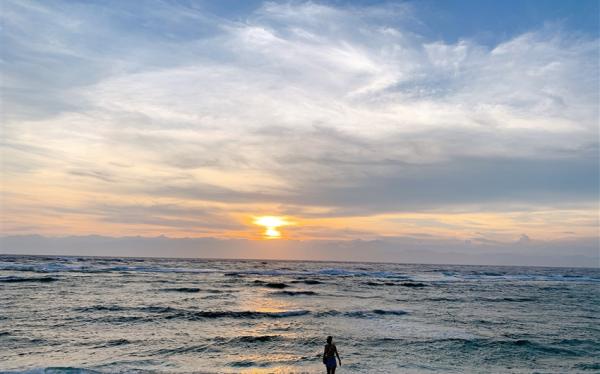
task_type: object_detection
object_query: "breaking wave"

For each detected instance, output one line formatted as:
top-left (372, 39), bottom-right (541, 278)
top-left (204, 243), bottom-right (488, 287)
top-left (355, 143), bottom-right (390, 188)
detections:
top-left (271, 290), bottom-right (318, 296)
top-left (161, 287), bottom-right (201, 293)
top-left (0, 261), bottom-right (220, 274)
top-left (0, 276), bottom-right (58, 283)
top-left (72, 304), bottom-right (408, 321)
top-left (253, 280), bottom-right (289, 288)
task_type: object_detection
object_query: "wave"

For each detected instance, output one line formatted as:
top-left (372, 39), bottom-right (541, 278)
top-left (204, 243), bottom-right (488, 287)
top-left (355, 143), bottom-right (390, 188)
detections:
top-left (451, 338), bottom-right (583, 356)
top-left (204, 289), bottom-right (225, 293)
top-left (194, 308), bottom-right (409, 319)
top-left (8, 368), bottom-right (102, 374)
top-left (574, 362), bottom-right (600, 370)
top-left (223, 335), bottom-right (283, 343)
top-left (364, 281), bottom-right (394, 286)
top-left (74, 304), bottom-right (311, 321)
top-left (372, 309), bottom-right (409, 315)
top-left (167, 309), bottom-right (311, 320)
top-left (227, 357), bottom-right (321, 368)
top-left (73, 338), bottom-right (132, 348)
top-left (316, 268), bottom-right (405, 278)
top-left (477, 297), bottom-right (537, 302)
top-left (99, 315), bottom-right (146, 323)
top-left (0, 261), bottom-right (220, 274)
top-left (392, 337), bottom-right (585, 357)
top-left (291, 279), bottom-right (323, 284)
top-left (315, 309), bottom-right (409, 318)
top-left (437, 271), bottom-right (600, 283)
top-left (467, 271), bottom-right (507, 276)
top-left (224, 268), bottom-right (409, 279)
top-left (343, 309), bottom-right (408, 318)
top-left (271, 290), bottom-right (318, 296)
top-left (229, 360), bottom-right (258, 368)
top-left (253, 280), bottom-right (289, 289)
top-left (426, 296), bottom-right (536, 303)
top-left (161, 287), bottom-right (201, 293)
top-left (95, 339), bottom-right (131, 348)
top-left (74, 305), bottom-right (128, 312)
top-left (73, 304), bottom-right (408, 321)
top-left (3, 259), bottom-right (597, 283)
top-left (399, 281), bottom-right (428, 287)
top-left (2, 262), bottom-right (405, 279)
top-left (373, 336), bottom-right (593, 358)
top-left (152, 344), bottom-right (215, 355)
top-left (0, 276), bottom-right (58, 283)
top-left (364, 281), bottom-right (428, 288)
top-left (201, 294), bottom-right (232, 300)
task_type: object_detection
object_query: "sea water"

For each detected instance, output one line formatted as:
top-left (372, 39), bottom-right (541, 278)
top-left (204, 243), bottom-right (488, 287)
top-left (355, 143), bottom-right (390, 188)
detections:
top-left (0, 255), bottom-right (598, 373)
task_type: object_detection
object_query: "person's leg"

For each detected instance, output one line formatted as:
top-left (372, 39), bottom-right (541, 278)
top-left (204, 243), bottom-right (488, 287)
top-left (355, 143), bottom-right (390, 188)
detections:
top-left (331, 367), bottom-right (336, 374)
top-left (326, 368), bottom-right (332, 374)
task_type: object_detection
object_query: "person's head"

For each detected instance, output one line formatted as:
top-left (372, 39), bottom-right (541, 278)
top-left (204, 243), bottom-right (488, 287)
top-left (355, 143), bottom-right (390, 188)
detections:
top-left (327, 336), bottom-right (332, 344)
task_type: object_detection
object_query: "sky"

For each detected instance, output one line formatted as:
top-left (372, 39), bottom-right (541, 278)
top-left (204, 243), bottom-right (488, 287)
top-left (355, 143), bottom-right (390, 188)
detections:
top-left (1, 0), bottom-right (599, 266)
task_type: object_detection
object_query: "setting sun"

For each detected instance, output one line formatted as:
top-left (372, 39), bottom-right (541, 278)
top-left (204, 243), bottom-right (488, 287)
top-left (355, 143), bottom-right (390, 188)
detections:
top-left (264, 227), bottom-right (281, 238)
top-left (254, 216), bottom-right (289, 239)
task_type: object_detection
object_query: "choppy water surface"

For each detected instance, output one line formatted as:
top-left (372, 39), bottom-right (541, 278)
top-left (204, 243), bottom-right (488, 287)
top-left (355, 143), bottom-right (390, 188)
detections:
top-left (1, 255), bottom-right (599, 373)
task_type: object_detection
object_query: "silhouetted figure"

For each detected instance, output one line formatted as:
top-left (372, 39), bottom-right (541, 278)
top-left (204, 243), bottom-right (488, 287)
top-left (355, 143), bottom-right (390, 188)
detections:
top-left (323, 335), bottom-right (341, 373)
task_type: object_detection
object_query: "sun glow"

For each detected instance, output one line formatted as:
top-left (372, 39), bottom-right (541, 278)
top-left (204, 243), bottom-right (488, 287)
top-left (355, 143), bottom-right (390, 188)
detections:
top-left (254, 216), bottom-right (289, 239)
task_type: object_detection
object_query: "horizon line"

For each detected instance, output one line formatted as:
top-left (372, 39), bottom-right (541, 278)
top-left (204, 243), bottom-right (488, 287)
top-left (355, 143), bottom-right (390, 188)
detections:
top-left (1, 252), bottom-right (598, 270)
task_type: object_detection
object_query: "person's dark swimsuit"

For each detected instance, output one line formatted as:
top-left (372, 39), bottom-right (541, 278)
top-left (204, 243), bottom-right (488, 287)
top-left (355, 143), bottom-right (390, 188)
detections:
top-left (324, 343), bottom-right (337, 368)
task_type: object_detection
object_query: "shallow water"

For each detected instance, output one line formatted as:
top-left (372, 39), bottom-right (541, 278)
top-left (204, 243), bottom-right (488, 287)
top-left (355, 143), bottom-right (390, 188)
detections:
top-left (1, 255), bottom-right (599, 373)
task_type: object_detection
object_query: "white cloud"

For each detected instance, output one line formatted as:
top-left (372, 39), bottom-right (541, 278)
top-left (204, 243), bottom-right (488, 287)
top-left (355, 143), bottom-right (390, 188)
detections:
top-left (1, 1), bottom-right (598, 244)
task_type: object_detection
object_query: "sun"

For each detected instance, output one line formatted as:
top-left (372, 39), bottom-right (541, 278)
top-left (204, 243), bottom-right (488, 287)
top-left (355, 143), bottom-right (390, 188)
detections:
top-left (264, 226), bottom-right (281, 238)
top-left (254, 216), bottom-right (289, 239)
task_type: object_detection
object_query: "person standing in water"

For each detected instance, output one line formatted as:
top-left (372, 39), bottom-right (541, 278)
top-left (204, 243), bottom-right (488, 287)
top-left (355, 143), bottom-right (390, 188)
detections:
top-left (323, 336), bottom-right (341, 373)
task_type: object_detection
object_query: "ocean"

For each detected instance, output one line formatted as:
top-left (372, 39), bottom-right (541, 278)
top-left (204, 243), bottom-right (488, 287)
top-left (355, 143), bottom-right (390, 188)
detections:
top-left (1, 255), bottom-right (598, 373)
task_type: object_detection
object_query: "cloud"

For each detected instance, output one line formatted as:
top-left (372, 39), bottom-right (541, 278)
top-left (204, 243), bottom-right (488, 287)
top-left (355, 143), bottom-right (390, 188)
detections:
top-left (1, 1), bottom-right (598, 249)
top-left (280, 153), bottom-right (599, 215)
top-left (68, 169), bottom-right (115, 183)
top-left (86, 202), bottom-right (245, 231)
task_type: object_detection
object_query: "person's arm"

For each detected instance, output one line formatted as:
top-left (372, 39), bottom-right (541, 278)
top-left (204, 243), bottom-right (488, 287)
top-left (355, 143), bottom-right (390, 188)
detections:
top-left (335, 345), bottom-right (341, 366)
top-left (323, 346), bottom-right (327, 364)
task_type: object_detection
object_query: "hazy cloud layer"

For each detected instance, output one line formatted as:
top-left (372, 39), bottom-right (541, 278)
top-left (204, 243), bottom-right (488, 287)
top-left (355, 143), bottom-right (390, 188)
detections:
top-left (1, 234), bottom-right (597, 268)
